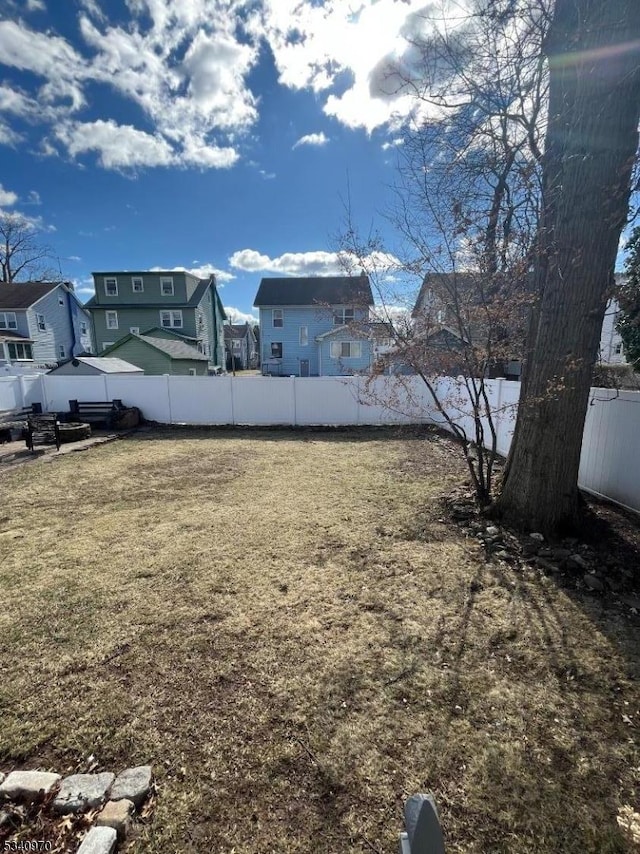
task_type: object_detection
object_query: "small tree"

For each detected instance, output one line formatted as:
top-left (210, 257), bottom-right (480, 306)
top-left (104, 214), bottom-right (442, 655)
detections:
top-left (0, 212), bottom-right (55, 283)
top-left (616, 227), bottom-right (640, 369)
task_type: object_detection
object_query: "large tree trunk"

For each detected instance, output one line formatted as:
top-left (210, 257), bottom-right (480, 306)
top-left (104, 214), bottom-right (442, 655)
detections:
top-left (497, 0), bottom-right (640, 535)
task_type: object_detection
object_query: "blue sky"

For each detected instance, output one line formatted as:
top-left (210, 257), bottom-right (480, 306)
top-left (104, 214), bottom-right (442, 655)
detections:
top-left (0, 0), bottom-right (441, 323)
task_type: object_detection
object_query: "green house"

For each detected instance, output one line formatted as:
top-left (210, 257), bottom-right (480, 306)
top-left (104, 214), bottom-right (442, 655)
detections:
top-left (85, 270), bottom-right (226, 370)
top-left (100, 328), bottom-right (213, 375)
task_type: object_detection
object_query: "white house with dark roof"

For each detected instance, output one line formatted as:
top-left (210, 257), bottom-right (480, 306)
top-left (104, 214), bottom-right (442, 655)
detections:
top-left (253, 274), bottom-right (375, 376)
top-left (48, 357), bottom-right (144, 376)
top-left (0, 281), bottom-right (94, 371)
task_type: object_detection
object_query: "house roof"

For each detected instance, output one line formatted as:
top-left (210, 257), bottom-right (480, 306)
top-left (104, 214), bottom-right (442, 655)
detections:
top-left (0, 282), bottom-right (59, 309)
top-left (254, 275), bottom-right (374, 307)
top-left (224, 323), bottom-right (252, 340)
top-left (138, 334), bottom-right (209, 360)
top-left (103, 327), bottom-right (208, 361)
top-left (67, 357), bottom-right (143, 373)
top-left (315, 324), bottom-right (372, 341)
top-left (0, 330), bottom-right (34, 343)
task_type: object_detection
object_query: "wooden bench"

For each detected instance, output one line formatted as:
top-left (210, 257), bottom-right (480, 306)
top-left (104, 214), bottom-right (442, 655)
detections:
top-left (0, 403), bottom-right (43, 443)
top-left (69, 399), bottom-right (125, 428)
top-left (26, 413), bottom-right (61, 452)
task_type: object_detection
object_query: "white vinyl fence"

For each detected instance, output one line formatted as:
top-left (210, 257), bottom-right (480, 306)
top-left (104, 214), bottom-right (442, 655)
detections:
top-left (1, 373), bottom-right (639, 513)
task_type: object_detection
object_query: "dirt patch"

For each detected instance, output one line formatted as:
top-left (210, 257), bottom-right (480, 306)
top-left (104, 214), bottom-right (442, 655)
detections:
top-left (0, 428), bottom-right (638, 853)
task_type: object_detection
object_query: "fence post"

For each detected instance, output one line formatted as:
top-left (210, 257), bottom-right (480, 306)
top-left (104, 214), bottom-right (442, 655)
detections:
top-left (229, 376), bottom-right (235, 425)
top-left (292, 375), bottom-right (297, 426)
top-left (494, 377), bottom-right (503, 453)
top-left (398, 793), bottom-right (445, 854)
top-left (17, 375), bottom-right (27, 409)
top-left (166, 375), bottom-right (173, 424)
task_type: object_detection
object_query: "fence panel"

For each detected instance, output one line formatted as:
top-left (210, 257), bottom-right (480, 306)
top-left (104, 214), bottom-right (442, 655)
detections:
top-left (0, 377), bottom-right (23, 411)
top-left (296, 377), bottom-right (360, 425)
top-left (42, 375), bottom-right (107, 412)
top-left (232, 377), bottom-right (295, 425)
top-left (165, 376), bottom-right (233, 424)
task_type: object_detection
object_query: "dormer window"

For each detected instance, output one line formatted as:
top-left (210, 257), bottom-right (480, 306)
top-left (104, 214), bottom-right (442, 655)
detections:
top-left (333, 307), bottom-right (354, 325)
top-left (104, 277), bottom-right (118, 296)
top-left (160, 277), bottom-right (174, 296)
top-left (132, 276), bottom-right (144, 292)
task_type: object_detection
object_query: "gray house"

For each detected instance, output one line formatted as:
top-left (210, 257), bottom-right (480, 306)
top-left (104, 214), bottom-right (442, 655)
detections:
top-left (0, 281), bottom-right (94, 371)
top-left (224, 322), bottom-right (258, 370)
top-left (48, 357), bottom-right (143, 376)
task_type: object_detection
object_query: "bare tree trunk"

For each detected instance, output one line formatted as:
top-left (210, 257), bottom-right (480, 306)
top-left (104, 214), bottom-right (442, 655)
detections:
top-left (497, 0), bottom-right (640, 534)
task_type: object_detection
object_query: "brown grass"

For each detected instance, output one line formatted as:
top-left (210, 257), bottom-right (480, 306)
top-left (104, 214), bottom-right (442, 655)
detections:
top-left (0, 429), bottom-right (638, 853)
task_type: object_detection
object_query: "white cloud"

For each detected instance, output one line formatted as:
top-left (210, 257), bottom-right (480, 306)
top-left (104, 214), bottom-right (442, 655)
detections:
top-left (26, 190), bottom-right (41, 205)
top-left (68, 255), bottom-right (82, 262)
top-left (381, 137), bottom-right (404, 151)
top-left (26, 0), bottom-right (46, 10)
top-left (229, 248), bottom-right (400, 277)
top-left (292, 131), bottom-right (328, 150)
top-left (0, 184), bottom-right (18, 206)
top-left (224, 306), bottom-right (259, 325)
top-left (55, 119), bottom-right (175, 170)
top-left (150, 264), bottom-right (236, 284)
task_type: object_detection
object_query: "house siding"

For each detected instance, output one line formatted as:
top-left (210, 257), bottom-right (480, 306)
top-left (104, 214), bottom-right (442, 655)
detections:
top-left (101, 337), bottom-right (208, 375)
top-left (88, 274), bottom-right (221, 362)
top-left (259, 305), bottom-right (371, 376)
top-left (318, 327), bottom-right (372, 376)
top-left (26, 287), bottom-right (93, 366)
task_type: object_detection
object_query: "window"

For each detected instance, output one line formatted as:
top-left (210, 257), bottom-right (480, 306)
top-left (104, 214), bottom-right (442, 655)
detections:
top-left (160, 310), bottom-right (183, 328)
top-left (102, 342), bottom-right (114, 351)
top-left (130, 326), bottom-right (140, 335)
top-left (132, 276), bottom-right (144, 292)
top-left (198, 312), bottom-right (204, 329)
top-left (299, 325), bottom-right (308, 346)
top-left (188, 368), bottom-right (197, 376)
top-left (58, 296), bottom-right (64, 306)
top-left (104, 277), bottom-right (118, 296)
top-left (330, 341), bottom-right (361, 359)
top-left (36, 313), bottom-right (46, 331)
top-left (437, 309), bottom-right (446, 323)
top-left (272, 309), bottom-right (283, 328)
top-left (80, 321), bottom-right (88, 335)
top-left (333, 307), bottom-right (355, 325)
top-left (106, 311), bottom-right (119, 330)
top-left (7, 342), bottom-right (33, 360)
top-left (58, 345), bottom-right (66, 359)
top-left (232, 339), bottom-right (241, 350)
top-left (271, 342), bottom-right (283, 358)
top-left (160, 277), bottom-right (174, 295)
top-left (615, 342), bottom-right (623, 355)
top-left (0, 312), bottom-right (17, 330)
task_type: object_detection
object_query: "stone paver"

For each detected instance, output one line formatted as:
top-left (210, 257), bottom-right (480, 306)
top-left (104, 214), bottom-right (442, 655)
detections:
top-left (96, 798), bottom-right (134, 840)
top-left (110, 765), bottom-right (152, 807)
top-left (53, 772), bottom-right (114, 814)
top-left (0, 770), bottom-right (61, 802)
top-left (76, 826), bottom-right (117, 854)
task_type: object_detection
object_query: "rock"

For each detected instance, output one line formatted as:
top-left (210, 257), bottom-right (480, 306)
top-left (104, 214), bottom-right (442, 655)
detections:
top-left (0, 810), bottom-right (14, 829)
top-left (0, 770), bottom-right (61, 802)
top-left (53, 772), bottom-right (114, 814)
top-left (485, 526), bottom-right (500, 537)
top-left (494, 550), bottom-right (512, 562)
top-left (583, 573), bottom-right (604, 593)
top-left (537, 547), bottom-right (553, 558)
top-left (567, 554), bottom-right (589, 571)
top-left (96, 798), bottom-right (134, 840)
top-left (529, 532), bottom-right (544, 542)
top-left (76, 826), bottom-right (117, 854)
top-left (110, 765), bottom-right (152, 808)
top-left (522, 542), bottom-right (539, 557)
top-left (536, 557), bottom-right (559, 574)
top-left (551, 548), bottom-right (572, 561)
top-left (620, 595), bottom-right (640, 610)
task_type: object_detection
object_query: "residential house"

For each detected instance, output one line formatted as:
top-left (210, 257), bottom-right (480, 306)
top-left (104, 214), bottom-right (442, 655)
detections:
top-left (100, 328), bottom-right (212, 375)
top-left (0, 281), bottom-right (94, 372)
top-left (85, 270), bottom-right (226, 369)
top-left (48, 356), bottom-right (144, 376)
top-left (224, 322), bottom-right (258, 370)
top-left (414, 271), bottom-right (630, 377)
top-left (253, 275), bottom-right (374, 376)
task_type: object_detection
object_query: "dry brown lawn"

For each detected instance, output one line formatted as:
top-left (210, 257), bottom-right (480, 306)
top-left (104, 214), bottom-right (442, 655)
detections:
top-left (0, 428), bottom-right (638, 853)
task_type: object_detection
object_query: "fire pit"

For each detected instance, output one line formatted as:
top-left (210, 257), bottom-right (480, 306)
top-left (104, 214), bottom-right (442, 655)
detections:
top-left (58, 422), bottom-right (92, 443)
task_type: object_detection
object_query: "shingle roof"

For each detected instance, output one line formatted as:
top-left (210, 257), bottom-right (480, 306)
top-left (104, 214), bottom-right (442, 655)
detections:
top-left (71, 357), bottom-right (143, 373)
top-left (137, 334), bottom-right (209, 361)
top-left (0, 282), bottom-right (58, 309)
top-left (224, 323), bottom-right (250, 340)
top-left (254, 275), bottom-right (373, 307)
